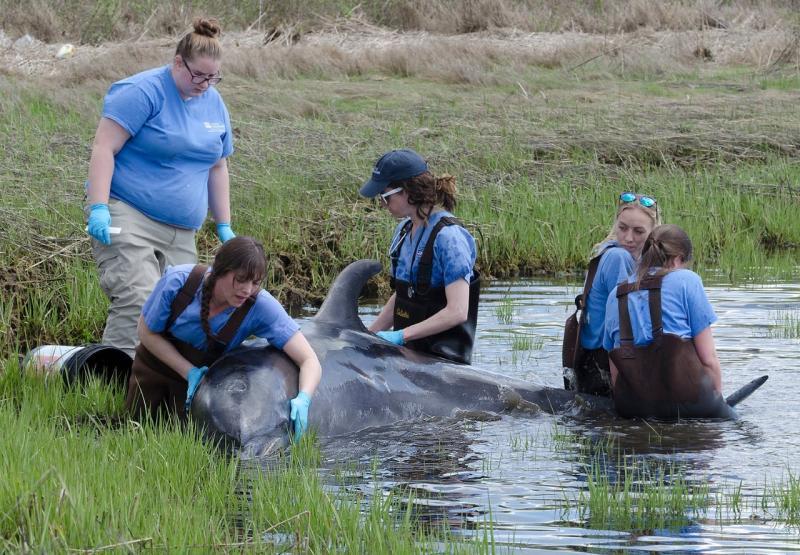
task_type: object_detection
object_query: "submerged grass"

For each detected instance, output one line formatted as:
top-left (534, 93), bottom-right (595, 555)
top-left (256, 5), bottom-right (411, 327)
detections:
top-left (768, 309), bottom-right (800, 339)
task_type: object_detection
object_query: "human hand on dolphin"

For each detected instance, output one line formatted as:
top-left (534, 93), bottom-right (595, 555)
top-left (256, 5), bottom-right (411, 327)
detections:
top-left (289, 391), bottom-right (312, 442)
top-left (185, 365), bottom-right (209, 412)
top-left (377, 329), bottom-right (405, 345)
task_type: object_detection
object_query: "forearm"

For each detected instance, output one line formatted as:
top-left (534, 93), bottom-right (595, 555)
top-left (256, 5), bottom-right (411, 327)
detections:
top-left (402, 280), bottom-right (469, 342)
top-left (282, 332), bottom-right (322, 396)
top-left (368, 293), bottom-right (396, 333)
top-left (86, 146), bottom-right (115, 205)
top-left (207, 159), bottom-right (231, 224)
top-left (298, 358), bottom-right (322, 396)
top-left (137, 317), bottom-right (193, 379)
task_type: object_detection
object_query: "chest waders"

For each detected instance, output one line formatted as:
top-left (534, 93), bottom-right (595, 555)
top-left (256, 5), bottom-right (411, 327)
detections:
top-left (610, 274), bottom-right (729, 419)
top-left (562, 245), bottom-right (614, 396)
top-left (391, 217), bottom-right (480, 365)
top-left (125, 264), bottom-right (257, 420)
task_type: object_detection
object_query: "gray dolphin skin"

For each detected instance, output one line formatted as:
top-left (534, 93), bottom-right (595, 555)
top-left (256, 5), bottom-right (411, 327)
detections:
top-left (191, 259), bottom-right (767, 457)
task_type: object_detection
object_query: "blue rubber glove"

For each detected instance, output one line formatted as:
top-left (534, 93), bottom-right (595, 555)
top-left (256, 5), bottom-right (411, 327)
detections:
top-left (87, 203), bottom-right (112, 245)
top-left (185, 365), bottom-right (209, 412)
top-left (289, 391), bottom-right (312, 442)
top-left (377, 329), bottom-right (405, 346)
top-left (216, 222), bottom-right (236, 243)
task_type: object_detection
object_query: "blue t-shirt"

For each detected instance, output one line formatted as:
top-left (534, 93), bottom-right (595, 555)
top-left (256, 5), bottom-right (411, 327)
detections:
top-left (602, 269), bottom-right (717, 351)
top-left (389, 211), bottom-right (477, 288)
top-left (101, 65), bottom-right (234, 230)
top-left (141, 265), bottom-right (299, 352)
top-left (579, 242), bottom-right (635, 350)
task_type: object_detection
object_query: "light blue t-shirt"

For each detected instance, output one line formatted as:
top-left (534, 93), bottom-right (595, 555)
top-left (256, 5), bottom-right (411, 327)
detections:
top-left (602, 269), bottom-right (717, 351)
top-left (101, 65), bottom-right (234, 230)
top-left (579, 242), bottom-right (635, 350)
top-left (389, 211), bottom-right (477, 288)
top-left (142, 265), bottom-right (299, 352)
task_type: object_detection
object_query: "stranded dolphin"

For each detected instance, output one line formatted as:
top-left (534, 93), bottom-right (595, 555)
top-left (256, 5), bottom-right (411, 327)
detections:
top-left (191, 259), bottom-right (766, 457)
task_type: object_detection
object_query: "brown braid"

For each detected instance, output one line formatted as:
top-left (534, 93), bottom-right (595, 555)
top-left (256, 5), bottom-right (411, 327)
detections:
top-left (200, 271), bottom-right (219, 346)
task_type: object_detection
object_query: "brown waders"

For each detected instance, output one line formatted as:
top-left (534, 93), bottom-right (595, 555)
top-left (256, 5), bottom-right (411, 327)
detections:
top-left (610, 274), bottom-right (728, 419)
top-left (125, 265), bottom-right (256, 420)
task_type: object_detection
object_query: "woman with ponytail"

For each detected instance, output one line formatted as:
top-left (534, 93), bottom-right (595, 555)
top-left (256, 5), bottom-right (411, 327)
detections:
top-left (85, 17), bottom-right (237, 358)
top-left (601, 225), bottom-right (725, 418)
top-left (127, 236), bottom-right (322, 441)
top-left (359, 149), bottom-right (480, 364)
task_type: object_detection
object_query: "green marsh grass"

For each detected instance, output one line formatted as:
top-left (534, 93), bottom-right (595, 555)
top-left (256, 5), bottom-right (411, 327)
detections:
top-left (494, 296), bottom-right (514, 324)
top-left (768, 310), bottom-right (800, 339)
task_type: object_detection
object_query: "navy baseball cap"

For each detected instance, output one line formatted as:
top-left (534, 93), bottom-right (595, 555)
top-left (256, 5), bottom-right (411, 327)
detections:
top-left (359, 149), bottom-right (428, 198)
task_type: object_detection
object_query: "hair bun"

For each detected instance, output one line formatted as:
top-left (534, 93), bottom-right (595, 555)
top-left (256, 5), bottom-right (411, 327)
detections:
top-left (193, 18), bottom-right (221, 39)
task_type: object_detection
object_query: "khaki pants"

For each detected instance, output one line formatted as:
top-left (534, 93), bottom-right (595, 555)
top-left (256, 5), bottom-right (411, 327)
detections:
top-left (88, 199), bottom-right (197, 357)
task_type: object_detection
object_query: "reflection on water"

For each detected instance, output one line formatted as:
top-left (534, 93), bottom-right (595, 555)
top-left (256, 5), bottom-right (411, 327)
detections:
top-left (309, 279), bottom-right (800, 552)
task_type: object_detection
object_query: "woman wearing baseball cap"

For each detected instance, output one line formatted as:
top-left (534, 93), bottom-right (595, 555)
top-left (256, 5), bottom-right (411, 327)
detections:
top-left (360, 149), bottom-right (480, 364)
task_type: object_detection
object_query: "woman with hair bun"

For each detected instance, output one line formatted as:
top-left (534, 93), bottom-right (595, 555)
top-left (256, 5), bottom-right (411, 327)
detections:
top-left (602, 224), bottom-right (725, 418)
top-left (359, 149), bottom-right (480, 364)
top-left (127, 236), bottom-right (322, 441)
top-left (85, 18), bottom-right (237, 357)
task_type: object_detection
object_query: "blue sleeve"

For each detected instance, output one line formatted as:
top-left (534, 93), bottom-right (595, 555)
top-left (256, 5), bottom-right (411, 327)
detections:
top-left (435, 225), bottom-right (477, 286)
top-left (684, 272), bottom-right (717, 337)
top-left (247, 291), bottom-right (301, 349)
top-left (602, 287), bottom-right (621, 352)
top-left (597, 248), bottom-right (635, 292)
top-left (102, 83), bottom-right (155, 137)
top-left (220, 101), bottom-right (233, 158)
top-left (141, 268), bottom-right (185, 333)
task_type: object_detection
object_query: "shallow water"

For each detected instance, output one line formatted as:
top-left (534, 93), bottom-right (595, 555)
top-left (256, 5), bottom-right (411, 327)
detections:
top-left (309, 279), bottom-right (800, 553)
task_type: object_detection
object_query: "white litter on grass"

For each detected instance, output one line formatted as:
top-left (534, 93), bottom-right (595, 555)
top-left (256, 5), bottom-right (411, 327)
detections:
top-left (56, 44), bottom-right (75, 59)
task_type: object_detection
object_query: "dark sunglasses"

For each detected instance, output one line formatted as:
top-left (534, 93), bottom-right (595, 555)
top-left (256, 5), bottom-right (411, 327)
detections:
top-left (619, 192), bottom-right (657, 208)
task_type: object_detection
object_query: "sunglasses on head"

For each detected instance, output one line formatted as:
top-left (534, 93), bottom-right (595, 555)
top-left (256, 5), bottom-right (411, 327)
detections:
top-left (619, 192), bottom-right (657, 208)
top-left (379, 187), bottom-right (404, 204)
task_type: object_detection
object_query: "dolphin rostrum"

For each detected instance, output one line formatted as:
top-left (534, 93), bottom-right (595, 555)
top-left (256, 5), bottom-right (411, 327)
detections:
top-left (191, 260), bottom-right (766, 457)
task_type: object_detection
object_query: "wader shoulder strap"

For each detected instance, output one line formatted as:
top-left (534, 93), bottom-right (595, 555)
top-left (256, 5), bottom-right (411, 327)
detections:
top-left (616, 274), bottom-right (664, 358)
top-left (575, 249), bottom-right (605, 322)
top-left (389, 219), bottom-right (413, 290)
top-left (165, 265), bottom-right (208, 332)
top-left (416, 216), bottom-right (463, 295)
top-left (214, 294), bottom-right (258, 345)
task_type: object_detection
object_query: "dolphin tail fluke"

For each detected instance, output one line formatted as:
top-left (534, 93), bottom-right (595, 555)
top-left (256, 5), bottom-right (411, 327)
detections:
top-left (313, 259), bottom-right (383, 330)
top-left (725, 375), bottom-right (768, 407)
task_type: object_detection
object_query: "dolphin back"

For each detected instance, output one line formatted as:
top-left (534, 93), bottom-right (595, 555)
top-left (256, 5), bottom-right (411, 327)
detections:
top-left (313, 259), bottom-right (382, 330)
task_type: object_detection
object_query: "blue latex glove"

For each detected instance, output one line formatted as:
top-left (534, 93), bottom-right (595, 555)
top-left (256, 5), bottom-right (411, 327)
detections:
top-left (185, 365), bottom-right (209, 412)
top-left (289, 391), bottom-right (312, 442)
top-left (377, 329), bottom-right (405, 346)
top-left (216, 222), bottom-right (236, 243)
top-left (87, 203), bottom-right (112, 245)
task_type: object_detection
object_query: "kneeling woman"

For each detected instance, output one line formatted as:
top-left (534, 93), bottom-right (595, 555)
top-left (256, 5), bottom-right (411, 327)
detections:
top-left (602, 224), bottom-right (725, 418)
top-left (360, 149), bottom-right (479, 364)
top-left (126, 236), bottom-right (322, 440)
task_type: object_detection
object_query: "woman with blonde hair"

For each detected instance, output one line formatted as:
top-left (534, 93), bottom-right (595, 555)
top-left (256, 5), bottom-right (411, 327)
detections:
top-left (563, 192), bottom-right (660, 395)
top-left (359, 149), bottom-right (479, 364)
top-left (85, 17), bottom-right (237, 357)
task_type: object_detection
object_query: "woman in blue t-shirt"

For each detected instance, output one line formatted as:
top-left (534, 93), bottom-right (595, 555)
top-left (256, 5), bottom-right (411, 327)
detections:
top-left (85, 18), bottom-right (236, 358)
top-left (564, 192), bottom-right (660, 395)
top-left (602, 225), bottom-right (723, 417)
top-left (126, 236), bottom-right (322, 441)
top-left (359, 149), bottom-right (479, 364)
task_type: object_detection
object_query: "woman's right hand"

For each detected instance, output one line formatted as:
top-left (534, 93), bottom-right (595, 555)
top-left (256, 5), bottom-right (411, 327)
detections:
top-left (185, 365), bottom-right (209, 411)
top-left (87, 203), bottom-right (112, 244)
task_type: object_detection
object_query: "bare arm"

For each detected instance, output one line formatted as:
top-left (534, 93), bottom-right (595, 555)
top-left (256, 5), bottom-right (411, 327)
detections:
top-left (137, 316), bottom-right (194, 379)
top-left (368, 292), bottom-right (396, 333)
top-left (207, 157), bottom-right (231, 224)
top-left (609, 359), bottom-right (619, 387)
top-left (86, 118), bottom-right (130, 204)
top-left (402, 278), bottom-right (470, 342)
top-left (693, 326), bottom-right (722, 393)
top-left (281, 331), bottom-right (322, 396)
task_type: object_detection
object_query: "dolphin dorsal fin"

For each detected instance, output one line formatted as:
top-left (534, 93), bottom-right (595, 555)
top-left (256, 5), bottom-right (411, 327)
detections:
top-left (313, 259), bottom-right (382, 330)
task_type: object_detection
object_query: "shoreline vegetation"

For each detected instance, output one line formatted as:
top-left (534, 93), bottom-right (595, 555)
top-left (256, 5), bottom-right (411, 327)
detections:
top-left (1, 2), bottom-right (800, 549)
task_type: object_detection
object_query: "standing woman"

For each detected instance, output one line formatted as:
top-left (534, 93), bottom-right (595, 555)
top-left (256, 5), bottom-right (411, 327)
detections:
top-left (85, 18), bottom-right (237, 358)
top-left (360, 149), bottom-right (480, 365)
top-left (602, 224), bottom-right (725, 418)
top-left (563, 192), bottom-right (660, 395)
top-left (127, 236), bottom-right (321, 440)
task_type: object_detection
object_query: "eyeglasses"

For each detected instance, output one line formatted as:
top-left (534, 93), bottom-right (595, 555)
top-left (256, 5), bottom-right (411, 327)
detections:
top-left (619, 192), bottom-right (657, 208)
top-left (182, 58), bottom-right (223, 85)
top-left (379, 187), bottom-right (404, 205)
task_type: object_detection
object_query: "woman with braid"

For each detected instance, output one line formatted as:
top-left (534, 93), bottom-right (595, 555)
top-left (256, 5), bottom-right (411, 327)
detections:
top-left (601, 224), bottom-right (725, 418)
top-left (126, 236), bottom-right (321, 441)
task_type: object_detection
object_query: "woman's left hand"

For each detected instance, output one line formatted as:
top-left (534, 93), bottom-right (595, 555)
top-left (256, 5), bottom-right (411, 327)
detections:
top-left (216, 222), bottom-right (236, 243)
top-left (289, 391), bottom-right (312, 442)
top-left (377, 329), bottom-right (405, 345)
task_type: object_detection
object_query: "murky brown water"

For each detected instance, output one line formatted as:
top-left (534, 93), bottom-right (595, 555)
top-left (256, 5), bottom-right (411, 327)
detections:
top-left (312, 278), bottom-right (800, 553)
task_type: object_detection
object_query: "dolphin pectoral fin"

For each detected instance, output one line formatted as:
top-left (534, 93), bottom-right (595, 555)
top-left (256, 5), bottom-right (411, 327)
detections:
top-left (725, 375), bottom-right (768, 407)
